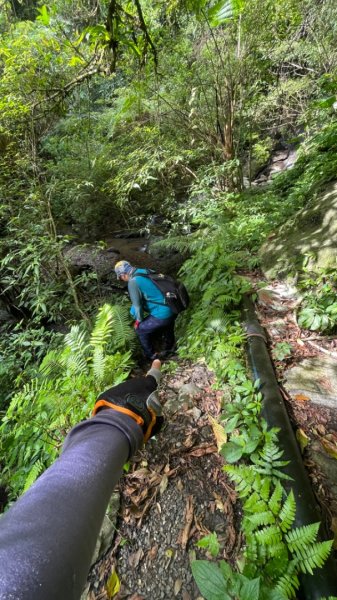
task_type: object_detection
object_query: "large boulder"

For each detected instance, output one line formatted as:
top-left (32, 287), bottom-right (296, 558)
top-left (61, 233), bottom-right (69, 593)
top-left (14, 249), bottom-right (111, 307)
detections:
top-left (284, 355), bottom-right (337, 411)
top-left (260, 181), bottom-right (337, 279)
top-left (64, 244), bottom-right (120, 280)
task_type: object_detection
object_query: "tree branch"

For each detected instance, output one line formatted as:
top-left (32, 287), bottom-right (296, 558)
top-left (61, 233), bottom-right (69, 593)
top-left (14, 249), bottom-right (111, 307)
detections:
top-left (133, 0), bottom-right (157, 69)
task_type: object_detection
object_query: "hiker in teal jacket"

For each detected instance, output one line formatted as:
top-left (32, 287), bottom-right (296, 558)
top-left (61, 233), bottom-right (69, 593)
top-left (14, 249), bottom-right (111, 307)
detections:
top-left (115, 260), bottom-right (176, 360)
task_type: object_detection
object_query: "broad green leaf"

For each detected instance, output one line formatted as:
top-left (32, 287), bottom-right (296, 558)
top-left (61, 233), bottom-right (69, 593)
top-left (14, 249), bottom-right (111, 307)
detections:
top-left (223, 414), bottom-right (240, 433)
top-left (191, 561), bottom-right (230, 600)
top-left (221, 441), bottom-right (244, 463)
top-left (36, 5), bottom-right (50, 26)
top-left (239, 576), bottom-right (260, 600)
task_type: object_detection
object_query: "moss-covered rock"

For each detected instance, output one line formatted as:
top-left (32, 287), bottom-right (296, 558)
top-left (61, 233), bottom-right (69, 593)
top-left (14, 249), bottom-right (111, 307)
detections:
top-left (260, 181), bottom-right (337, 279)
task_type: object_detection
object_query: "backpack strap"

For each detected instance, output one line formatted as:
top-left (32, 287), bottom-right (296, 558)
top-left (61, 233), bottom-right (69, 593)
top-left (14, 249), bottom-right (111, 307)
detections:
top-left (133, 272), bottom-right (167, 307)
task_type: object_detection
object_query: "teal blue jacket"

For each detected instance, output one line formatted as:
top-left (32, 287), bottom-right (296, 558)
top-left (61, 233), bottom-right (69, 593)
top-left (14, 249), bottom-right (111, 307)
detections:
top-left (128, 268), bottom-right (174, 321)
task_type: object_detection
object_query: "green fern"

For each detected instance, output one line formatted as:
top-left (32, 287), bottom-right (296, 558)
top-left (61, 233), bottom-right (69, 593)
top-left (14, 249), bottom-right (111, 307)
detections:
top-left (246, 510), bottom-right (276, 529)
top-left (108, 305), bottom-right (137, 352)
top-left (285, 522), bottom-right (320, 553)
top-left (251, 440), bottom-right (291, 481)
top-left (255, 525), bottom-right (282, 547)
top-left (23, 460), bottom-right (44, 493)
top-left (223, 464), bottom-right (261, 497)
top-left (39, 349), bottom-right (64, 380)
top-left (298, 541), bottom-right (333, 575)
top-left (274, 562), bottom-right (299, 599)
top-left (279, 491), bottom-right (296, 532)
top-left (269, 480), bottom-right (284, 516)
top-left (92, 347), bottom-right (106, 382)
top-left (90, 303), bottom-right (115, 350)
top-left (64, 325), bottom-right (89, 374)
top-left (1, 303), bottom-right (133, 501)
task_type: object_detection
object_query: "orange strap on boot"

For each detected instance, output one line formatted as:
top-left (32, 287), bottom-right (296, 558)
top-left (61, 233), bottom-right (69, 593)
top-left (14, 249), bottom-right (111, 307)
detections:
top-left (92, 400), bottom-right (144, 428)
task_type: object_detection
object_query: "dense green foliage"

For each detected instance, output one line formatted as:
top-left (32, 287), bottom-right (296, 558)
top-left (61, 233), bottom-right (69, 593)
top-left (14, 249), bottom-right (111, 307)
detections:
top-left (1, 303), bottom-right (134, 499)
top-left (1, 0), bottom-right (337, 595)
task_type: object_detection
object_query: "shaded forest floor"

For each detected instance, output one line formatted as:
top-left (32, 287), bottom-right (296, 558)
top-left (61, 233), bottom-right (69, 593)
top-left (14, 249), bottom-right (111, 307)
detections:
top-left (86, 361), bottom-right (240, 600)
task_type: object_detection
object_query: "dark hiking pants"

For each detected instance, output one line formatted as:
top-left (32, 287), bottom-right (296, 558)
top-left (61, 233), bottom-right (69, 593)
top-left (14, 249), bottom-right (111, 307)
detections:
top-left (137, 315), bottom-right (176, 358)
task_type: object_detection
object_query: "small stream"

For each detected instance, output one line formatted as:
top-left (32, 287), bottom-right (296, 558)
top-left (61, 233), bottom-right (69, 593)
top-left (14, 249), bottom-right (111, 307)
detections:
top-left (104, 235), bottom-right (181, 274)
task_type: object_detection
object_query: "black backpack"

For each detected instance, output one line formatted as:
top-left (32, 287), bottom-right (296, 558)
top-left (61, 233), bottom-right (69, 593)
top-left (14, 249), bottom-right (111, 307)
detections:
top-left (136, 271), bottom-right (190, 315)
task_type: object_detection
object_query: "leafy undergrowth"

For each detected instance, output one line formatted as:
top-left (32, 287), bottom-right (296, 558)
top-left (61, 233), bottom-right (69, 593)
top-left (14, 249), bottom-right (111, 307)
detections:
top-left (0, 304), bottom-right (136, 502)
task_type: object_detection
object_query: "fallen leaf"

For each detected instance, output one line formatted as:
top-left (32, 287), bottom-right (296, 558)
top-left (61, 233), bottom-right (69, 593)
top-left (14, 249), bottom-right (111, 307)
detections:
top-left (296, 428), bottom-right (309, 453)
top-left (183, 434), bottom-right (195, 448)
top-left (188, 444), bottom-right (217, 457)
top-left (174, 579), bottom-right (183, 596)
top-left (316, 424), bottom-right (326, 436)
top-left (296, 338), bottom-right (305, 346)
top-left (180, 496), bottom-right (194, 550)
top-left (106, 567), bottom-right (121, 598)
top-left (128, 548), bottom-right (144, 569)
top-left (213, 492), bottom-right (225, 512)
top-left (294, 393), bottom-right (310, 402)
top-left (147, 544), bottom-right (158, 561)
top-left (320, 437), bottom-right (337, 459)
top-left (208, 415), bottom-right (227, 451)
top-left (159, 474), bottom-right (168, 495)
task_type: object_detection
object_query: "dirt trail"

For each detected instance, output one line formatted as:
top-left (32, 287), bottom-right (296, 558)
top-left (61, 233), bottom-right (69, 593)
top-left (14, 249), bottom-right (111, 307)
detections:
top-left (86, 361), bottom-right (240, 600)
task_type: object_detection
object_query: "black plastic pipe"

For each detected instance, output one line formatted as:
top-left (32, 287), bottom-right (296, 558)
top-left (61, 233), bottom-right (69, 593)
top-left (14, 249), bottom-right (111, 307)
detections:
top-left (242, 295), bottom-right (337, 599)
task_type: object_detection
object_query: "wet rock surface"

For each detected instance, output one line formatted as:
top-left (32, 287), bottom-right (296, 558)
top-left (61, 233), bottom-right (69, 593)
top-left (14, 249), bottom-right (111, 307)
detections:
top-left (260, 180), bottom-right (337, 279)
top-left (64, 244), bottom-right (119, 280)
top-left (284, 355), bottom-right (337, 410)
top-left (84, 361), bottom-right (239, 600)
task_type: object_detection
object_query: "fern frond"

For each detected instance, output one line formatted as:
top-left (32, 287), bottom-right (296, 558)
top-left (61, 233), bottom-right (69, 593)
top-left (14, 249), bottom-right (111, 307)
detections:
top-left (275, 562), bottom-right (300, 599)
top-left (269, 481), bottom-right (284, 516)
top-left (255, 525), bottom-right (282, 546)
top-left (243, 491), bottom-right (266, 512)
top-left (49, 414), bottom-right (67, 431)
top-left (90, 303), bottom-right (114, 350)
top-left (251, 441), bottom-right (291, 481)
top-left (265, 542), bottom-right (287, 560)
top-left (65, 324), bottom-right (88, 355)
top-left (298, 540), bottom-right (333, 575)
top-left (92, 347), bottom-right (106, 382)
top-left (109, 304), bottom-right (136, 352)
top-left (207, 317), bottom-right (230, 333)
top-left (285, 522), bottom-right (320, 553)
top-left (64, 325), bottom-right (89, 373)
top-left (260, 477), bottom-right (271, 502)
top-left (39, 349), bottom-right (64, 380)
top-left (245, 510), bottom-right (276, 530)
top-left (279, 490), bottom-right (296, 532)
top-left (224, 465), bottom-right (261, 497)
top-left (65, 350), bottom-right (88, 376)
top-left (23, 459), bottom-right (44, 493)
